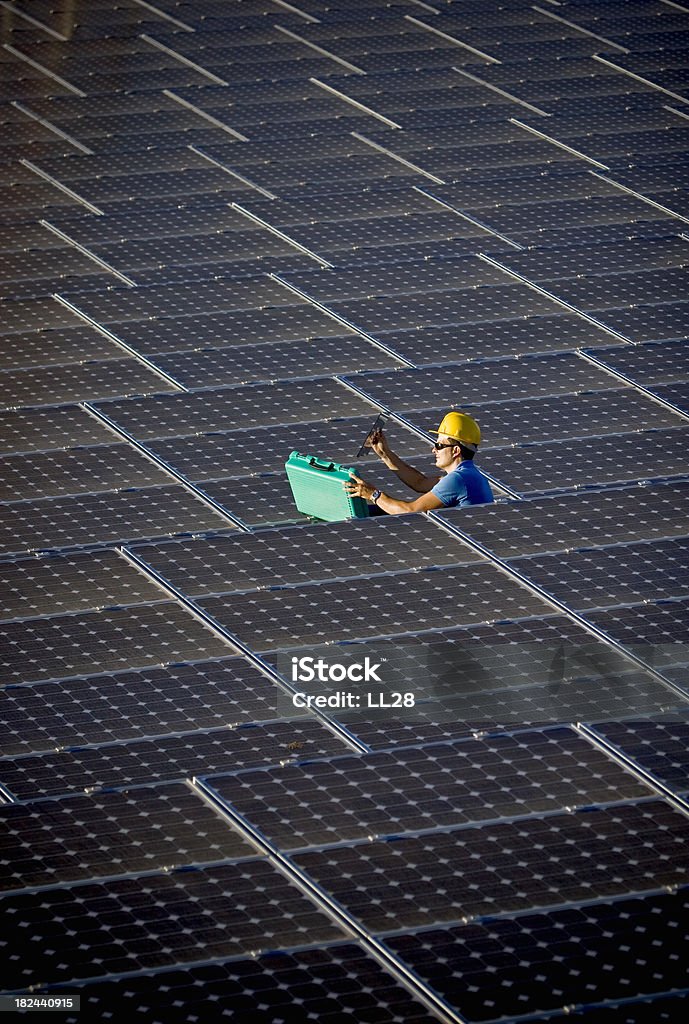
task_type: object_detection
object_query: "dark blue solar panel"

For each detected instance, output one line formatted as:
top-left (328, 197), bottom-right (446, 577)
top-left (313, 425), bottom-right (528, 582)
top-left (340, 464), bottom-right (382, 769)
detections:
top-left (3, 3), bottom-right (689, 1019)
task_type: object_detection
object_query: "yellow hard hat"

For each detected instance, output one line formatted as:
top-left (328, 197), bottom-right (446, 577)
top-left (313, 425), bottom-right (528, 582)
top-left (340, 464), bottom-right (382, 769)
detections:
top-left (429, 411), bottom-right (481, 451)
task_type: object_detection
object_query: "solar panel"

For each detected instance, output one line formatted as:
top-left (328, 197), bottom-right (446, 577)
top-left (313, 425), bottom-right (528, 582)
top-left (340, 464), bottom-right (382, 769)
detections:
top-left (131, 252), bottom-right (318, 288)
top-left (553, 267), bottom-right (689, 312)
top-left (344, 354), bottom-right (618, 412)
top-left (407, 388), bottom-right (684, 449)
top-left (283, 256), bottom-right (508, 302)
top-left (206, 726), bottom-right (650, 851)
top-left (48, 202), bottom-right (259, 243)
top-left (585, 599), bottom-right (689, 689)
top-left (474, 196), bottom-right (680, 240)
top-left (151, 335), bottom-right (404, 389)
top-left (265, 610), bottom-right (685, 730)
top-left (264, 211), bottom-right (493, 255)
top-left (428, 172), bottom-right (622, 210)
top-left (591, 301), bottom-right (689, 342)
top-left (372, 313), bottom-right (619, 364)
top-left (0, 602), bottom-right (234, 686)
top-left (108, 305), bottom-right (363, 356)
top-left (0, 656), bottom-right (296, 756)
top-left (509, 537), bottom-right (689, 612)
top-left (141, 415), bottom-right (424, 482)
top-left (0, 255), bottom-right (113, 302)
top-left (0, 720), bottom-right (348, 801)
top-left (653, 381), bottom-right (689, 415)
top-left (95, 379), bottom-right (376, 440)
top-left (590, 719), bottom-right (689, 796)
top-left (385, 890), bottom-right (689, 1021)
top-left (438, 481), bottom-right (689, 558)
top-left (199, 562), bottom-right (551, 651)
top-left (0, 296), bottom-right (88, 336)
top-left (0, 406), bottom-right (116, 455)
top-left (0, 549), bottom-right (165, 621)
top-left (0, 444), bottom-right (171, 501)
top-left (87, 229), bottom-right (302, 272)
top-left (480, 426), bottom-right (689, 495)
top-left (499, 236), bottom-right (689, 283)
top-left (131, 514), bottom-right (478, 596)
top-left (0, 783), bottom-right (256, 893)
top-left (0, 360), bottom-right (176, 411)
top-left (585, 340), bottom-right (689, 386)
top-left (57, 944), bottom-right (442, 1024)
top-left (0, 861), bottom-right (344, 985)
top-left (0, 326), bottom-right (125, 371)
top-left (4, 1), bottom-right (689, 1016)
top-left (60, 278), bottom-right (306, 327)
top-left (293, 801), bottom-right (689, 930)
top-left (0, 485), bottom-right (237, 558)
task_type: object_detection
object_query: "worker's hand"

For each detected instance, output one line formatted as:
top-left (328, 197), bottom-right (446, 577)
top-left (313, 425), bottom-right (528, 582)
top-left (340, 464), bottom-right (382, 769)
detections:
top-left (344, 473), bottom-right (376, 501)
top-left (366, 428), bottom-right (394, 463)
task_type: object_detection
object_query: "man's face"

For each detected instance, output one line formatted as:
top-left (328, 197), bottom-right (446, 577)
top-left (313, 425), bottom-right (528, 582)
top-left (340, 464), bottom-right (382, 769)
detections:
top-left (432, 434), bottom-right (459, 469)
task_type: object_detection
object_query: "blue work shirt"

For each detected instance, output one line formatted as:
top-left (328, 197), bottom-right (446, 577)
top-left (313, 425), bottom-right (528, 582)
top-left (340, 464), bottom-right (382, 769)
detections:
top-left (431, 460), bottom-right (495, 508)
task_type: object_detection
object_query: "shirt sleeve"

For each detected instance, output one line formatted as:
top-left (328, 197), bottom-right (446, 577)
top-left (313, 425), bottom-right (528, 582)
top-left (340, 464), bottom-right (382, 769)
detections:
top-left (430, 471), bottom-right (467, 508)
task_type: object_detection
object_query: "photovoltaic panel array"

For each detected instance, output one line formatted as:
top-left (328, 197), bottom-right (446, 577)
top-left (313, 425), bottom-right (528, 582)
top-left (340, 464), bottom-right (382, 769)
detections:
top-left (2, 0), bottom-right (689, 1020)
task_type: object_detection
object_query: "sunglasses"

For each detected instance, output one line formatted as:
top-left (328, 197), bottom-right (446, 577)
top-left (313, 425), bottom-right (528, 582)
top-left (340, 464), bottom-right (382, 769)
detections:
top-left (433, 440), bottom-right (460, 450)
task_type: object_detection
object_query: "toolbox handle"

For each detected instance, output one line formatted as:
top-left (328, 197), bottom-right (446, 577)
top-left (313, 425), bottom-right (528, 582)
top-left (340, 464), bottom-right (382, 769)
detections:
top-left (308, 456), bottom-right (337, 472)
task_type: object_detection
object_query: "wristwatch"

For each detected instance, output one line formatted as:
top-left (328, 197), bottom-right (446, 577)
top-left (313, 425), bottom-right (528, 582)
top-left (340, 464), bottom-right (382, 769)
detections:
top-left (371, 489), bottom-right (382, 504)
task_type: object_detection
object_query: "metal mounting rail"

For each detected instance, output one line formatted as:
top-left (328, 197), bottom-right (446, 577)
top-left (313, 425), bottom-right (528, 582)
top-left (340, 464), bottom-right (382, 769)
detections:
top-left (351, 131), bottom-right (446, 184)
top-left (414, 185), bottom-right (523, 249)
top-left (478, 253), bottom-right (634, 342)
top-left (452, 67), bottom-right (552, 118)
top-left (234, 205), bottom-right (333, 268)
top-left (192, 777), bottom-right (466, 1024)
top-left (3, 43), bottom-right (85, 94)
top-left (510, 117), bottom-right (610, 170)
top-left (12, 102), bottom-right (93, 153)
top-left (593, 53), bottom-right (689, 107)
top-left (22, 160), bottom-right (103, 215)
top-left (140, 33), bottom-right (229, 85)
top-left (189, 145), bottom-right (278, 199)
top-left (82, 403), bottom-right (252, 534)
top-left (532, 5), bottom-right (630, 53)
top-left (119, 548), bottom-right (370, 755)
top-left (590, 169), bottom-right (689, 226)
top-left (405, 14), bottom-right (500, 63)
top-left (53, 294), bottom-right (184, 390)
top-left (43, 222), bottom-right (136, 286)
top-left (428, 510), bottom-right (689, 704)
top-left (271, 0), bottom-right (320, 21)
top-left (274, 24), bottom-right (366, 74)
top-left (575, 723), bottom-right (689, 819)
top-left (164, 90), bottom-right (249, 141)
top-left (131, 0), bottom-right (194, 30)
top-left (310, 78), bottom-right (403, 129)
top-left (577, 350), bottom-right (689, 424)
top-left (0, 0), bottom-right (67, 39)
top-left (273, 276), bottom-right (418, 366)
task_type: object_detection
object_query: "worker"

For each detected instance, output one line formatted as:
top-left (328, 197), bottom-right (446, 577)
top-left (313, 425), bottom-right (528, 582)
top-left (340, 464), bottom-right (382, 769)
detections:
top-left (344, 411), bottom-right (494, 515)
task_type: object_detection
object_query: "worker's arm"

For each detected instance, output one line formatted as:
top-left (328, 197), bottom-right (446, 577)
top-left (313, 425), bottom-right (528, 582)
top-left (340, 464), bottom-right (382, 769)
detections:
top-left (344, 473), bottom-right (445, 515)
top-left (366, 429), bottom-right (440, 493)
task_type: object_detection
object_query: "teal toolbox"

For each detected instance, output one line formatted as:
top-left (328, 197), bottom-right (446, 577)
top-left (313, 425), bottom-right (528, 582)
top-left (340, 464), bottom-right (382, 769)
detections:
top-left (285, 451), bottom-right (370, 522)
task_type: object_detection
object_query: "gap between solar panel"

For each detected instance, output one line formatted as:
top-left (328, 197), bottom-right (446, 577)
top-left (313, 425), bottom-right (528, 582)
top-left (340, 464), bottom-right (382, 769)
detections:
top-left (286, 411), bottom-right (494, 521)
